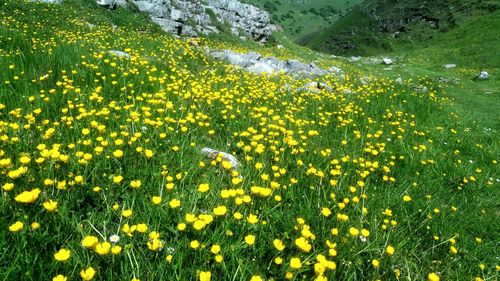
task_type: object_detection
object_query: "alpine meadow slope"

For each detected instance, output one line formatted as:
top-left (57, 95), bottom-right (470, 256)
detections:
top-left (0, 1), bottom-right (499, 281)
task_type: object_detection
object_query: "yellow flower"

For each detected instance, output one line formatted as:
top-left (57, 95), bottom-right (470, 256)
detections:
top-left (95, 242), bottom-right (111, 255)
top-left (428, 272), bottom-right (440, 281)
top-left (151, 196), bottom-right (162, 205)
top-left (74, 175), bottom-right (84, 184)
top-left (247, 214), bottom-right (259, 224)
top-left (130, 180), bottom-right (141, 189)
top-left (81, 236), bottom-right (99, 248)
top-left (321, 207), bottom-right (332, 217)
top-left (245, 234), bottom-right (255, 245)
top-left (295, 237), bottom-right (312, 253)
top-left (169, 199), bottom-right (181, 208)
top-left (372, 259), bottom-right (380, 267)
top-left (15, 188), bottom-right (41, 204)
top-left (221, 160), bottom-right (232, 170)
top-left (31, 222), bottom-right (40, 230)
top-left (273, 239), bottom-right (285, 251)
top-left (199, 271), bottom-right (211, 281)
top-left (361, 229), bottom-right (370, 237)
top-left (122, 209), bottom-right (133, 218)
top-left (147, 238), bottom-right (163, 251)
top-left (52, 275), bottom-right (67, 281)
top-left (19, 156), bottom-right (31, 164)
top-left (43, 200), bottom-right (58, 212)
top-left (403, 195), bottom-right (412, 202)
top-left (198, 183), bottom-right (209, 193)
top-left (290, 257), bottom-right (302, 269)
top-left (213, 205), bottom-right (227, 216)
top-left (349, 227), bottom-right (359, 236)
top-left (231, 177), bottom-right (243, 185)
top-left (331, 228), bottom-right (339, 236)
top-left (80, 267), bottom-right (96, 281)
top-left (113, 175), bottom-right (123, 184)
top-left (2, 183), bottom-right (14, 191)
top-left (144, 149), bottom-right (154, 158)
top-left (193, 220), bottom-right (207, 230)
top-left (190, 240), bottom-right (200, 249)
top-left (136, 223), bottom-right (148, 233)
top-left (210, 244), bottom-right (221, 254)
top-left (113, 150), bottom-right (123, 158)
top-left (450, 246), bottom-right (458, 254)
top-left (8, 221), bottom-right (24, 232)
top-left (149, 231), bottom-right (160, 240)
top-left (54, 248), bottom-right (71, 262)
top-left (250, 276), bottom-right (262, 281)
top-left (386, 245), bottom-right (395, 256)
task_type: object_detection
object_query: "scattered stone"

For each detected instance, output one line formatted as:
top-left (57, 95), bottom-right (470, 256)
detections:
top-left (476, 71), bottom-right (489, 80)
top-left (85, 22), bottom-right (96, 29)
top-left (96, 0), bottom-right (126, 9)
top-left (31, 0), bottom-right (62, 3)
top-left (343, 88), bottom-right (355, 94)
top-left (201, 147), bottom-right (240, 168)
top-left (277, 44), bottom-right (284, 49)
top-left (382, 58), bottom-right (393, 65)
top-left (395, 77), bottom-right (403, 84)
top-left (299, 82), bottom-right (333, 93)
top-left (349, 56), bottom-right (362, 62)
top-left (108, 50), bottom-right (131, 59)
top-left (414, 85), bottom-right (429, 93)
top-left (443, 64), bottom-right (456, 69)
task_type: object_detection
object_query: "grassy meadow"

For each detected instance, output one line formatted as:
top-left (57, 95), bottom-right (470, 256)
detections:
top-left (0, 1), bottom-right (498, 281)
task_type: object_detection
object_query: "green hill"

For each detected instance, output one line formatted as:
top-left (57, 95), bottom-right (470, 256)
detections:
top-left (303, 0), bottom-right (500, 56)
top-left (241, 0), bottom-right (363, 41)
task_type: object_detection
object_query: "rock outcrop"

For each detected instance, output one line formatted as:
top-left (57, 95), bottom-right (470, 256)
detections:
top-left (210, 49), bottom-right (342, 78)
top-left (96, 0), bottom-right (276, 42)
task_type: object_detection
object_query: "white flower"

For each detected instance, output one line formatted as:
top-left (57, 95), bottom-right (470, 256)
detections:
top-left (109, 234), bottom-right (120, 243)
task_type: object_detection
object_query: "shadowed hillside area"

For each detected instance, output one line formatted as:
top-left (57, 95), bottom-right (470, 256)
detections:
top-left (302, 0), bottom-right (500, 56)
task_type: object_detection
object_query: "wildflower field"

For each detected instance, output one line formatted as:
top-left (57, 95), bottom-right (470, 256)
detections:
top-left (0, 1), bottom-right (498, 280)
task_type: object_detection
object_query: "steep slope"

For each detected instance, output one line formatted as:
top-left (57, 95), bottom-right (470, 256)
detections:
top-left (304, 0), bottom-right (500, 56)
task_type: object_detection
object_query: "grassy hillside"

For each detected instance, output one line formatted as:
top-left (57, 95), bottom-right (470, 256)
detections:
top-left (0, 1), bottom-right (498, 281)
top-left (304, 0), bottom-right (500, 56)
top-left (241, 0), bottom-right (362, 41)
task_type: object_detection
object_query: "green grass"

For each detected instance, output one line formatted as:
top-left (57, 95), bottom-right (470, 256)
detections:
top-left (0, 1), bottom-right (498, 281)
